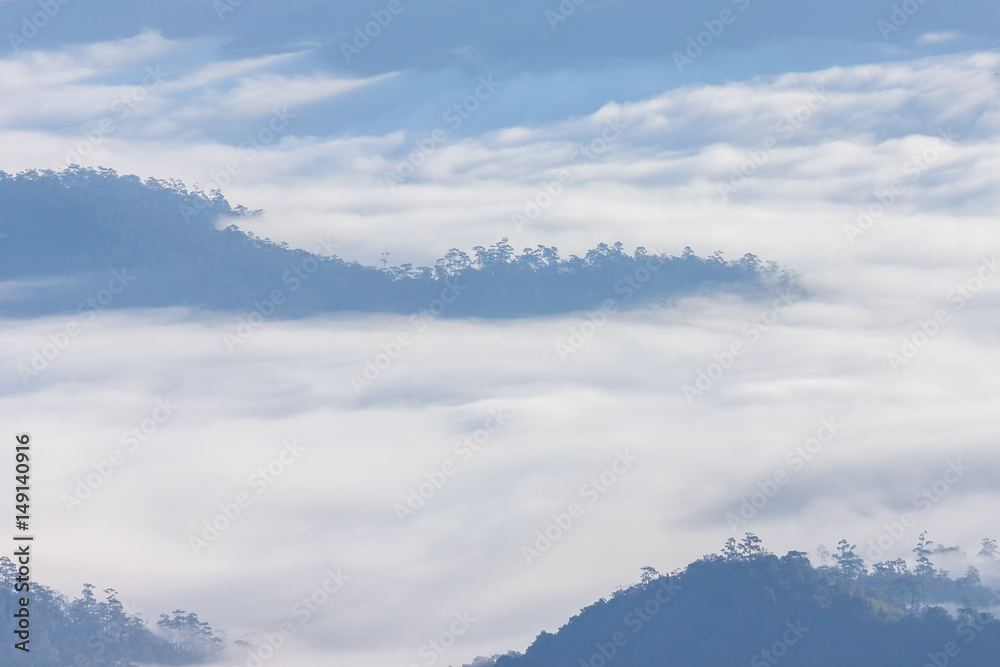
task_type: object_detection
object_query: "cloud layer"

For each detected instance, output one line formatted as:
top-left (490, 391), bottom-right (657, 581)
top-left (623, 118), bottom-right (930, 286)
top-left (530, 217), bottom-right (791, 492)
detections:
top-left (2, 278), bottom-right (1000, 667)
top-left (1, 24), bottom-right (999, 667)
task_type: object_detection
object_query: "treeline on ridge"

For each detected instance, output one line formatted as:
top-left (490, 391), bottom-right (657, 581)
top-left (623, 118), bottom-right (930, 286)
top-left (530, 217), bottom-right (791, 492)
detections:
top-left (0, 167), bottom-right (792, 318)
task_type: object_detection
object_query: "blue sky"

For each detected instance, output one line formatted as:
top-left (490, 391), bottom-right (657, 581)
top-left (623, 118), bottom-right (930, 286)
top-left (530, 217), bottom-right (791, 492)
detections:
top-left (3, 0), bottom-right (997, 138)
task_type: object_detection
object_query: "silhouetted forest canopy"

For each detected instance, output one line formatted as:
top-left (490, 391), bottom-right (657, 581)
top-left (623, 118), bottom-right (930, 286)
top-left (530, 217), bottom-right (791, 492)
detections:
top-left (470, 533), bottom-right (1000, 667)
top-left (0, 557), bottom-right (222, 666)
top-left (4, 533), bottom-right (999, 665)
top-left (0, 167), bottom-right (792, 318)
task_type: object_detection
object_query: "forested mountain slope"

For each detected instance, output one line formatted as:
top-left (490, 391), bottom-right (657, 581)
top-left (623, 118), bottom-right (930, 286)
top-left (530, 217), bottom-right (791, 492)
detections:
top-left (472, 535), bottom-right (1000, 667)
top-left (0, 168), bottom-right (789, 318)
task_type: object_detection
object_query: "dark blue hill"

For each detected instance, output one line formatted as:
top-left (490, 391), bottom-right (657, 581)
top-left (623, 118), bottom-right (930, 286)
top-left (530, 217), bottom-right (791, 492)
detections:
top-left (475, 537), bottom-right (1000, 667)
top-left (0, 168), bottom-right (788, 319)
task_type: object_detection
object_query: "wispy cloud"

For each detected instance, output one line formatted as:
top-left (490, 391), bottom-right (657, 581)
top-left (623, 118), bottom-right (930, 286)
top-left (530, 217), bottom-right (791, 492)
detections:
top-left (919, 31), bottom-right (962, 45)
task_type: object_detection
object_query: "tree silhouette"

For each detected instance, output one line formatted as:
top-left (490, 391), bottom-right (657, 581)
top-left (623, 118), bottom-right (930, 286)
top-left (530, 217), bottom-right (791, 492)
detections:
top-left (914, 532), bottom-right (936, 577)
top-left (0, 557), bottom-right (221, 666)
top-left (834, 539), bottom-right (867, 580)
top-left (482, 535), bottom-right (1000, 667)
top-left (0, 168), bottom-right (788, 319)
top-left (738, 533), bottom-right (767, 559)
top-left (157, 610), bottom-right (223, 656)
top-left (721, 538), bottom-right (741, 561)
top-left (978, 538), bottom-right (998, 560)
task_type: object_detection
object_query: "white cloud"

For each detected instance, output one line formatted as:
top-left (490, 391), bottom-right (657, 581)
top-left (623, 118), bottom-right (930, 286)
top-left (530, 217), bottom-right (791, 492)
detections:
top-left (5, 47), bottom-right (996, 274)
top-left (0, 32), bottom-right (392, 135)
top-left (2, 281), bottom-right (1000, 666)
top-left (919, 31), bottom-right (963, 45)
top-left (2, 36), bottom-right (1000, 667)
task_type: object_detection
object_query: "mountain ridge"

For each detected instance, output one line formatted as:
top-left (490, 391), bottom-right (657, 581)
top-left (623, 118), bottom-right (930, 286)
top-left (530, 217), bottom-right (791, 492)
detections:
top-left (468, 535), bottom-right (1000, 667)
top-left (0, 167), bottom-right (792, 319)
